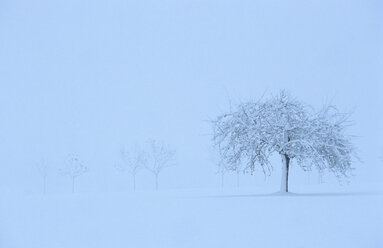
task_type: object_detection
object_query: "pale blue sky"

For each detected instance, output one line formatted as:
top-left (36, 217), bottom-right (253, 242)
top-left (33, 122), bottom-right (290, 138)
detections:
top-left (0, 0), bottom-right (382, 193)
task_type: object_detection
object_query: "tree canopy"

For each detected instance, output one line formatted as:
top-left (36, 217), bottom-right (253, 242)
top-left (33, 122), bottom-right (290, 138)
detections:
top-left (212, 91), bottom-right (358, 191)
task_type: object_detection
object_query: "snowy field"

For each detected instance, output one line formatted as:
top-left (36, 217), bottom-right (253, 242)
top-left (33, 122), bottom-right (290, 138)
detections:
top-left (1, 185), bottom-right (382, 248)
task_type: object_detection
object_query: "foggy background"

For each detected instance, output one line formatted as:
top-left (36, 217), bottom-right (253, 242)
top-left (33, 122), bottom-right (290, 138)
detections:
top-left (0, 0), bottom-right (382, 194)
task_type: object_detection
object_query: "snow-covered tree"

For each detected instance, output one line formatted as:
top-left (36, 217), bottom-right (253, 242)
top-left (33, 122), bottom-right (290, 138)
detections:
top-left (212, 90), bottom-right (358, 192)
top-left (145, 140), bottom-right (176, 190)
top-left (116, 145), bottom-right (146, 191)
top-left (60, 154), bottom-right (87, 194)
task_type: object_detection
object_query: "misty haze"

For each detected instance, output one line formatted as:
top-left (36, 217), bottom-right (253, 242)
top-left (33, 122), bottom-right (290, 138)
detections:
top-left (0, 0), bottom-right (382, 247)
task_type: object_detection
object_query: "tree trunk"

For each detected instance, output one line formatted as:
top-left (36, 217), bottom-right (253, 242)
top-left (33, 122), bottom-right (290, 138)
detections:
top-left (221, 172), bottom-right (224, 189)
top-left (72, 177), bottom-right (75, 194)
top-left (43, 175), bottom-right (47, 195)
top-left (280, 154), bottom-right (290, 192)
top-left (132, 174), bottom-right (136, 191)
top-left (318, 173), bottom-right (323, 184)
top-left (155, 174), bottom-right (159, 191)
top-left (236, 171), bottom-right (240, 188)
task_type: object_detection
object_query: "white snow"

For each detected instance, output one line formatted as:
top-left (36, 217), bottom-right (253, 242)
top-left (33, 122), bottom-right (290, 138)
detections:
top-left (1, 186), bottom-right (382, 248)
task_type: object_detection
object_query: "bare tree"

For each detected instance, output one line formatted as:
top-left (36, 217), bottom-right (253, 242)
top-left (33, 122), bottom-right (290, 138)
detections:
top-left (116, 145), bottom-right (146, 191)
top-left (60, 154), bottom-right (87, 194)
top-left (37, 158), bottom-right (49, 194)
top-left (145, 140), bottom-right (176, 190)
top-left (212, 90), bottom-right (358, 193)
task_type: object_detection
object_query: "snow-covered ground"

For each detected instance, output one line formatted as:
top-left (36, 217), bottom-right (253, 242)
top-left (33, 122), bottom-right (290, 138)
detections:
top-left (1, 185), bottom-right (382, 248)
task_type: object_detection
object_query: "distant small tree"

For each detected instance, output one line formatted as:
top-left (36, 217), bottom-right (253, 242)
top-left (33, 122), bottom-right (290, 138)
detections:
top-left (116, 145), bottom-right (146, 191)
top-left (212, 90), bottom-right (358, 193)
top-left (145, 140), bottom-right (176, 190)
top-left (37, 158), bottom-right (49, 194)
top-left (60, 154), bottom-right (87, 194)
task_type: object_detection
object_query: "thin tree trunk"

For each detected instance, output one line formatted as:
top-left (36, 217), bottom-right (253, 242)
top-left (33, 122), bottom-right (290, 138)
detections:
top-left (221, 172), bottom-right (224, 189)
top-left (236, 171), bottom-right (240, 188)
top-left (72, 177), bottom-right (75, 194)
top-left (280, 154), bottom-right (290, 192)
top-left (155, 174), bottom-right (158, 191)
top-left (43, 175), bottom-right (47, 195)
top-left (318, 173), bottom-right (323, 184)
